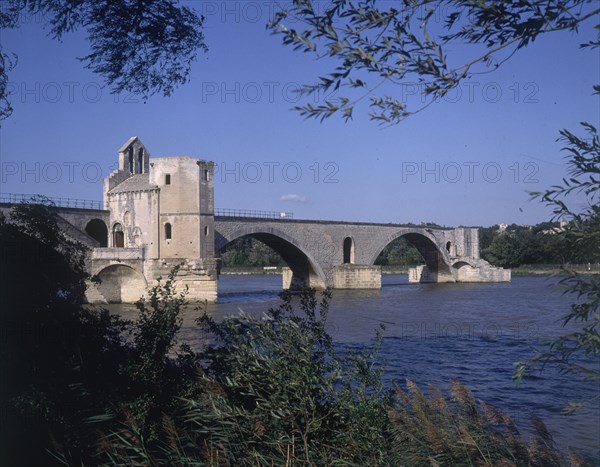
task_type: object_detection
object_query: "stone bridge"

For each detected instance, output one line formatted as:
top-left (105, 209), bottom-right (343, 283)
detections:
top-left (1, 201), bottom-right (510, 303)
top-left (215, 217), bottom-right (508, 289)
top-left (0, 140), bottom-right (511, 303)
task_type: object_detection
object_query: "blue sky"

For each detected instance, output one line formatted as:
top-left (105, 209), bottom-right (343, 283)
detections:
top-left (1, 1), bottom-right (598, 227)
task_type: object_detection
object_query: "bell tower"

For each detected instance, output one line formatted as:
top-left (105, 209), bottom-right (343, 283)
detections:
top-left (118, 136), bottom-right (150, 174)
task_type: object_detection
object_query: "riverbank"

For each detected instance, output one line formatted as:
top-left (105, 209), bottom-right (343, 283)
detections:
top-left (220, 265), bottom-right (600, 277)
top-left (220, 266), bottom-right (283, 275)
top-left (511, 264), bottom-right (600, 276)
top-left (220, 266), bottom-right (416, 275)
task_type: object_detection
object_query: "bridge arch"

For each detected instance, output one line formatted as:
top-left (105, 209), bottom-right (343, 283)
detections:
top-left (452, 260), bottom-right (477, 281)
top-left (216, 226), bottom-right (327, 289)
top-left (370, 229), bottom-right (453, 279)
top-left (95, 264), bottom-right (147, 303)
top-left (85, 218), bottom-right (108, 247)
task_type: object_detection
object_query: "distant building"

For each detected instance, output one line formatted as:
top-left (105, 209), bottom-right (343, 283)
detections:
top-left (541, 218), bottom-right (569, 235)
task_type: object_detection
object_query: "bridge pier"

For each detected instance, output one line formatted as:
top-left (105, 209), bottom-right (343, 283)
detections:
top-left (451, 260), bottom-right (511, 282)
top-left (408, 266), bottom-right (456, 283)
top-left (145, 258), bottom-right (220, 303)
top-left (281, 266), bottom-right (327, 290)
top-left (85, 249), bottom-right (220, 304)
top-left (332, 264), bottom-right (382, 289)
top-left (282, 265), bottom-right (383, 290)
top-left (409, 262), bottom-right (511, 284)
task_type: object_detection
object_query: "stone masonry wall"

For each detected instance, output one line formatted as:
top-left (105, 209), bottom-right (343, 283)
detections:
top-left (332, 264), bottom-right (382, 289)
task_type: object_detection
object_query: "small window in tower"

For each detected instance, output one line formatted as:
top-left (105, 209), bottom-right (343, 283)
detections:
top-left (137, 148), bottom-right (144, 174)
top-left (203, 169), bottom-right (209, 181)
top-left (204, 226), bottom-right (209, 236)
top-left (165, 174), bottom-right (171, 185)
top-left (165, 223), bottom-right (172, 240)
top-left (128, 147), bottom-right (134, 173)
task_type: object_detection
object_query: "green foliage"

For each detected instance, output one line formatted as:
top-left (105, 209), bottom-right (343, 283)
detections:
top-left (268, 1), bottom-right (598, 124)
top-left (478, 219), bottom-right (599, 268)
top-left (133, 268), bottom-right (188, 387)
top-left (0, 0), bottom-right (207, 119)
top-left (196, 289), bottom-right (349, 463)
top-left (0, 48), bottom-right (16, 119)
top-left (221, 236), bottom-right (286, 267)
top-left (0, 200), bottom-right (132, 465)
top-left (483, 228), bottom-right (544, 268)
top-left (374, 235), bottom-right (425, 266)
top-left (514, 121), bottom-right (600, 411)
top-left (93, 270), bottom-right (198, 465)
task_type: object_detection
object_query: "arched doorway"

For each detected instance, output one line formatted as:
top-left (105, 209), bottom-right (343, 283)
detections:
top-left (85, 219), bottom-right (108, 247)
top-left (113, 223), bottom-right (124, 248)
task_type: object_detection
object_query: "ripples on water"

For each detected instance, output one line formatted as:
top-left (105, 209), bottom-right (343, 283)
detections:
top-left (107, 274), bottom-right (600, 462)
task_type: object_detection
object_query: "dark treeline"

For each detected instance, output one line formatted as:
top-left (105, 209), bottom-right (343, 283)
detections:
top-left (221, 237), bottom-right (286, 267)
top-left (479, 221), bottom-right (595, 268)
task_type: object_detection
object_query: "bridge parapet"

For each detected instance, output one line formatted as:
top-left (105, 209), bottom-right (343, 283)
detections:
top-left (215, 208), bottom-right (293, 219)
top-left (92, 247), bottom-right (144, 260)
top-left (0, 192), bottom-right (103, 210)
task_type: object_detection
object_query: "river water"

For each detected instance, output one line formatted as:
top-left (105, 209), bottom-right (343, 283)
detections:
top-left (108, 274), bottom-right (600, 462)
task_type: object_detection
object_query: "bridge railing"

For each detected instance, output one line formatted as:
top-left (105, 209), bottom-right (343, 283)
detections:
top-left (0, 193), bottom-right (103, 210)
top-left (215, 208), bottom-right (293, 219)
top-left (1, 193), bottom-right (294, 219)
top-left (92, 248), bottom-right (144, 260)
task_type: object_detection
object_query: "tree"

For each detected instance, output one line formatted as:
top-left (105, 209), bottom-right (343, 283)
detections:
top-left (514, 119), bottom-right (600, 411)
top-left (0, 200), bottom-right (131, 465)
top-left (483, 232), bottom-right (524, 268)
top-left (0, 200), bottom-right (199, 465)
top-left (374, 236), bottom-right (424, 266)
top-left (0, 0), bottom-right (207, 120)
top-left (268, 0), bottom-right (598, 124)
top-left (482, 227), bottom-right (544, 267)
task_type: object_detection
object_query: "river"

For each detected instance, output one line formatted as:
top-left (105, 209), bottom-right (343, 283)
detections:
top-left (107, 274), bottom-right (600, 462)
